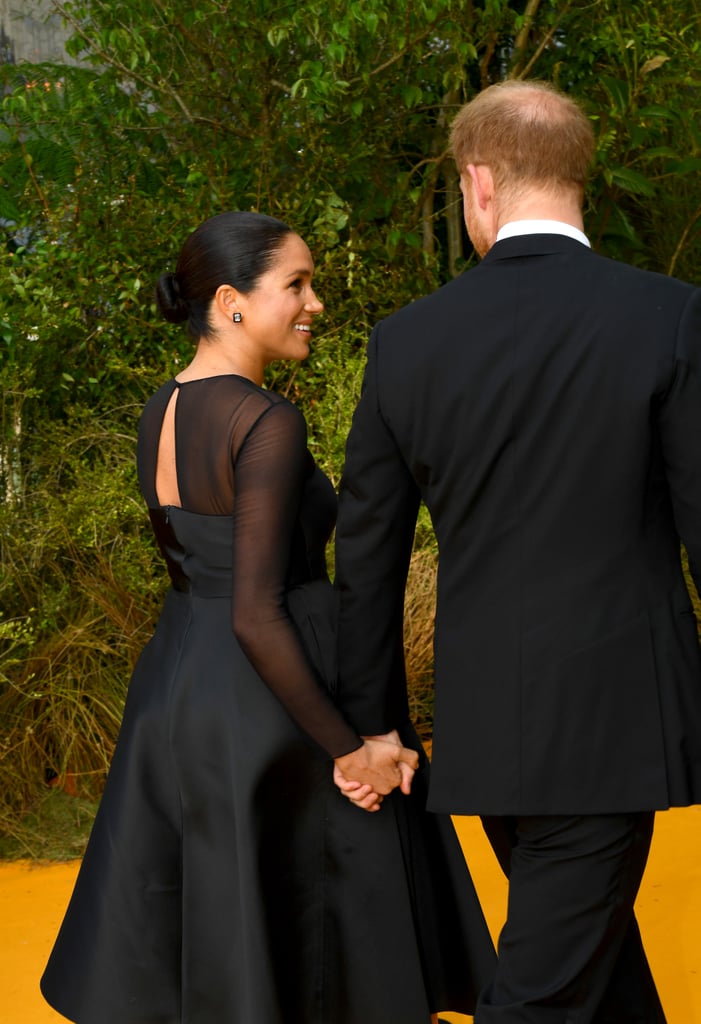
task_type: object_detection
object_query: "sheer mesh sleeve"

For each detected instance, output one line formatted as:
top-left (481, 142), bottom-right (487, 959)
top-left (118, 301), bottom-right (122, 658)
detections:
top-left (231, 400), bottom-right (361, 759)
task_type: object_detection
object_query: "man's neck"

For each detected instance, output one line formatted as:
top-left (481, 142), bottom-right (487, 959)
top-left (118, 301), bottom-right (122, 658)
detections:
top-left (496, 219), bottom-right (591, 248)
top-left (496, 196), bottom-right (584, 234)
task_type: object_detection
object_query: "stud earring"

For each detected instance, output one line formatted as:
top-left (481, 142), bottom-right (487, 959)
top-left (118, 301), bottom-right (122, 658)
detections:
top-left (233, 311), bottom-right (242, 323)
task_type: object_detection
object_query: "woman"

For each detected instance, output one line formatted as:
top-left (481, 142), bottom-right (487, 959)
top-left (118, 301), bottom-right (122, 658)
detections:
top-left (41, 211), bottom-right (495, 1023)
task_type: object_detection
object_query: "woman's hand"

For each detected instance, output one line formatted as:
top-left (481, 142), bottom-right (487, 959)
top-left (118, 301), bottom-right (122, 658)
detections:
top-left (333, 732), bottom-right (419, 811)
top-left (333, 763), bottom-right (383, 812)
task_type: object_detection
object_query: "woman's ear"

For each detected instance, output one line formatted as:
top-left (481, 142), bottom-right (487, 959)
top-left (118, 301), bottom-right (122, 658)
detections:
top-left (213, 284), bottom-right (241, 322)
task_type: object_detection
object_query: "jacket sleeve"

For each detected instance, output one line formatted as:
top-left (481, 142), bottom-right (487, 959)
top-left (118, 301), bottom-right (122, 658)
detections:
top-left (659, 286), bottom-right (701, 599)
top-left (334, 325), bottom-right (421, 733)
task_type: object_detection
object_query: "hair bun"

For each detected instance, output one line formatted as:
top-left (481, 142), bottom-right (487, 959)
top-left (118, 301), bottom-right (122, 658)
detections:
top-left (155, 271), bottom-right (189, 324)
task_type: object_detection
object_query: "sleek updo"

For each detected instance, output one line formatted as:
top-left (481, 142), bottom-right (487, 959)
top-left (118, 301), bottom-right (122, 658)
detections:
top-left (155, 211), bottom-right (293, 341)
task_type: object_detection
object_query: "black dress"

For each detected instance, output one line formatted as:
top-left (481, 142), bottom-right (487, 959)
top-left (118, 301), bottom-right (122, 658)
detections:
top-left (41, 374), bottom-right (495, 1024)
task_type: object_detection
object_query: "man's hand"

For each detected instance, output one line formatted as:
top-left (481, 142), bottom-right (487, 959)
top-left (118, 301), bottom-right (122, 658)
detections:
top-left (366, 730), bottom-right (418, 795)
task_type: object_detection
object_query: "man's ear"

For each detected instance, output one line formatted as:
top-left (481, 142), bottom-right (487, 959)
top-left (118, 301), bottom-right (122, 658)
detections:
top-left (466, 163), bottom-right (494, 211)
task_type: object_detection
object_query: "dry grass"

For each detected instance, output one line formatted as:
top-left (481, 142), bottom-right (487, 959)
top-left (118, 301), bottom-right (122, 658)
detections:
top-left (404, 546), bottom-right (438, 740)
top-left (0, 539), bottom-right (160, 853)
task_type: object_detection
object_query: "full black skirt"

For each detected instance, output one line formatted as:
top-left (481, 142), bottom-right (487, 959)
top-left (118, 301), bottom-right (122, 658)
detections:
top-left (41, 586), bottom-right (495, 1023)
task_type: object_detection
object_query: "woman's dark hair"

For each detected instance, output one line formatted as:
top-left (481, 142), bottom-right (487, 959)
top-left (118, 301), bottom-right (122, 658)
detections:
top-left (155, 211), bottom-right (293, 341)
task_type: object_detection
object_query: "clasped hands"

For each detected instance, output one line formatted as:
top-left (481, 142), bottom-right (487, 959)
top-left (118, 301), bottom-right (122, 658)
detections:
top-left (333, 730), bottom-right (419, 812)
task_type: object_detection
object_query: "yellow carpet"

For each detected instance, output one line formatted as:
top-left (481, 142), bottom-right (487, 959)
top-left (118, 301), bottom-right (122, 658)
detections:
top-left (1, 807), bottom-right (699, 1023)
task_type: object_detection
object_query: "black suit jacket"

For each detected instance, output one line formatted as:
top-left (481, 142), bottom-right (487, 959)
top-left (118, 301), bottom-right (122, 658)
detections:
top-left (335, 234), bottom-right (701, 815)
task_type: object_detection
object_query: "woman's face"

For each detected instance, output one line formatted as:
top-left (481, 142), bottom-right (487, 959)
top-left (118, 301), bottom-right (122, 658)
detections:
top-left (236, 233), bottom-right (324, 364)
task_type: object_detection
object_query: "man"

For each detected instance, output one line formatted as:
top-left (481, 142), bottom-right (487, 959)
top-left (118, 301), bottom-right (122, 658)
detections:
top-left (334, 80), bottom-right (701, 1022)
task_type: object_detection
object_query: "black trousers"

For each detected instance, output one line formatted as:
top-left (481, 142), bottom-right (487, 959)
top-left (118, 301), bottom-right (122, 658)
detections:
top-left (476, 812), bottom-right (667, 1024)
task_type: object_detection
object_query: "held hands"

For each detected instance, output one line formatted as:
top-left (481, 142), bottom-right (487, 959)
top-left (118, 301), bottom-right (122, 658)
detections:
top-left (333, 730), bottom-right (419, 812)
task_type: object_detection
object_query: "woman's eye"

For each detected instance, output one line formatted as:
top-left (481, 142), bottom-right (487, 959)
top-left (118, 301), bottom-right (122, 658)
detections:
top-left (289, 278), bottom-right (303, 291)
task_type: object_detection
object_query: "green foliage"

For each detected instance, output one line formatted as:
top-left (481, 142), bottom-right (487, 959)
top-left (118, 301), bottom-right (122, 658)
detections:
top-left (1, 0), bottom-right (700, 855)
top-left (0, 409), bottom-right (164, 843)
top-left (567, 2), bottom-right (701, 279)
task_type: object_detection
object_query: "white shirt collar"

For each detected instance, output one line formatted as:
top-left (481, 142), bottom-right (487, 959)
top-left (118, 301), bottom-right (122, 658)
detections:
top-left (496, 219), bottom-right (591, 248)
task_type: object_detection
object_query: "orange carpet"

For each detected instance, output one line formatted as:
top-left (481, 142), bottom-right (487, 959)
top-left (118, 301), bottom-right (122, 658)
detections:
top-left (1, 807), bottom-right (699, 1023)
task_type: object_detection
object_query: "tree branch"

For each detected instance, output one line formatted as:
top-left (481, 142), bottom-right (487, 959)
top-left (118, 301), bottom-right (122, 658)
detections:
top-left (668, 204), bottom-right (701, 277)
top-left (18, 136), bottom-right (51, 217)
top-left (348, 23), bottom-right (441, 84)
top-left (49, 0), bottom-right (251, 138)
top-left (510, 0), bottom-right (542, 78)
top-left (511, 1), bottom-right (574, 81)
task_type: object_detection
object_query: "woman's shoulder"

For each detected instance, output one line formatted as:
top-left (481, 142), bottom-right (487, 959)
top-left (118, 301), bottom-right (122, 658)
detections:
top-left (192, 378), bottom-right (308, 455)
top-left (227, 393), bottom-right (304, 468)
top-left (245, 387), bottom-right (307, 438)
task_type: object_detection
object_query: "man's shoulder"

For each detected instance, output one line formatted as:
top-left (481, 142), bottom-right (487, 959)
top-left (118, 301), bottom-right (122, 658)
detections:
top-left (585, 252), bottom-right (700, 317)
top-left (589, 248), bottom-right (693, 285)
top-left (372, 244), bottom-right (698, 349)
top-left (485, 236), bottom-right (698, 308)
top-left (376, 271), bottom-right (473, 335)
